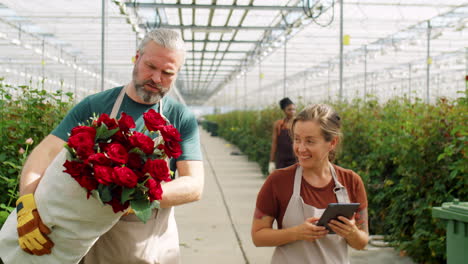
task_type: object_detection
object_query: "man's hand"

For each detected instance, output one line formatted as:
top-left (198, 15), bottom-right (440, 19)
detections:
top-left (16, 193), bottom-right (54, 255)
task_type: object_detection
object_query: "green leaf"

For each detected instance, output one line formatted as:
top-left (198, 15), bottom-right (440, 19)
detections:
top-left (129, 147), bottom-right (145, 156)
top-left (90, 190), bottom-right (104, 205)
top-left (150, 200), bottom-right (160, 210)
top-left (121, 187), bottom-right (136, 204)
top-left (98, 185), bottom-right (112, 203)
top-left (3, 161), bottom-right (21, 170)
top-left (130, 199), bottom-right (151, 223)
top-left (95, 123), bottom-right (119, 140)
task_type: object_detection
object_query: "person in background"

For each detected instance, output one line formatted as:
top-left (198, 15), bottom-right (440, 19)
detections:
top-left (268, 97), bottom-right (297, 173)
top-left (10, 28), bottom-right (204, 264)
top-left (252, 104), bottom-right (369, 263)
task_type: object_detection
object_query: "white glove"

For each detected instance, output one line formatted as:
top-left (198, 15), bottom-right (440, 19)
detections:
top-left (268, 162), bottom-right (276, 174)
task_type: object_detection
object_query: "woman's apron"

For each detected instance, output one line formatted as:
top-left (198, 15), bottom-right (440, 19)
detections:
top-left (80, 87), bottom-right (180, 264)
top-left (271, 164), bottom-right (351, 264)
top-left (275, 119), bottom-right (295, 169)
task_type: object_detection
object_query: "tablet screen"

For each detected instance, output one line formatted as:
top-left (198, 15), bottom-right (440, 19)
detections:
top-left (317, 203), bottom-right (360, 233)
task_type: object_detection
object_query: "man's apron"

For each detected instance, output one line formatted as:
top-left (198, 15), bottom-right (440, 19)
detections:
top-left (81, 87), bottom-right (180, 264)
top-left (271, 164), bottom-right (351, 264)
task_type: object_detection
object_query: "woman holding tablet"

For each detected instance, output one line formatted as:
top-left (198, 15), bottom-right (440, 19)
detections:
top-left (252, 104), bottom-right (369, 263)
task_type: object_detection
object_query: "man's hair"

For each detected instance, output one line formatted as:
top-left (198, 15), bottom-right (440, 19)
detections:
top-left (138, 28), bottom-right (186, 64)
top-left (279, 97), bottom-right (294, 110)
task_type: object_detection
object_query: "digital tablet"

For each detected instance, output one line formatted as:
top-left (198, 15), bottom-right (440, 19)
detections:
top-left (317, 203), bottom-right (360, 233)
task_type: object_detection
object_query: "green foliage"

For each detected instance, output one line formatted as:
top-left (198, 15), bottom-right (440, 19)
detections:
top-left (205, 92), bottom-right (467, 263)
top-left (0, 80), bottom-right (74, 227)
top-left (205, 103), bottom-right (283, 175)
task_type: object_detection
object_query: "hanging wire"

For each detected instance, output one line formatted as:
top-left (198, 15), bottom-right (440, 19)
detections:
top-left (146, 8), bottom-right (162, 30)
top-left (302, 0), bottom-right (336, 27)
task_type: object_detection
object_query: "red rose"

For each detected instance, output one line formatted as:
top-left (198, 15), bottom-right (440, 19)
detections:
top-left (70, 126), bottom-right (96, 138)
top-left (111, 130), bottom-right (129, 146)
top-left (76, 145), bottom-right (95, 160)
top-left (127, 153), bottom-right (143, 169)
top-left (118, 112), bottom-right (136, 132)
top-left (106, 143), bottom-right (128, 164)
top-left (145, 178), bottom-right (163, 201)
top-left (143, 159), bottom-right (171, 182)
top-left (97, 113), bottom-right (118, 129)
top-left (164, 141), bottom-right (182, 159)
top-left (107, 197), bottom-right (129, 213)
top-left (113, 166), bottom-right (139, 188)
top-left (159, 125), bottom-right (182, 143)
top-left (87, 153), bottom-right (111, 166)
top-left (143, 109), bottom-right (166, 131)
top-left (73, 166), bottom-right (98, 198)
top-left (94, 165), bottom-right (114, 185)
top-left (129, 132), bottom-right (155, 155)
top-left (63, 160), bottom-right (86, 177)
top-left (68, 132), bottom-right (95, 150)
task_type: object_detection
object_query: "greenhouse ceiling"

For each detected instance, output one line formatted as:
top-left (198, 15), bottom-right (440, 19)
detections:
top-left (0, 0), bottom-right (467, 107)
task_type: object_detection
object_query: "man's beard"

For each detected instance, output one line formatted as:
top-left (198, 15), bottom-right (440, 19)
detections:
top-left (134, 80), bottom-right (169, 104)
top-left (132, 63), bottom-right (171, 104)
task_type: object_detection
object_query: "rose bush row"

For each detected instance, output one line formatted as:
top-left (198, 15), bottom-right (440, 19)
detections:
top-left (0, 81), bottom-right (74, 228)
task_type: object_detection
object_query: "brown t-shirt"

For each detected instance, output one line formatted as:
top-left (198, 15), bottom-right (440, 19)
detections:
top-left (256, 163), bottom-right (368, 229)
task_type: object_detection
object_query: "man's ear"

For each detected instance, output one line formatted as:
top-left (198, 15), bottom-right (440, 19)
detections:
top-left (134, 51), bottom-right (141, 64)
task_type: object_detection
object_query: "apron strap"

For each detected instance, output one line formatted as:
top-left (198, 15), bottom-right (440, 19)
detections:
top-left (329, 163), bottom-right (350, 203)
top-left (293, 166), bottom-right (302, 197)
top-left (110, 86), bottom-right (127, 119)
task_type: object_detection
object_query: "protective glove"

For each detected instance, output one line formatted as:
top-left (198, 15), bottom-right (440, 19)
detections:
top-left (16, 193), bottom-right (54, 255)
top-left (268, 161), bottom-right (276, 174)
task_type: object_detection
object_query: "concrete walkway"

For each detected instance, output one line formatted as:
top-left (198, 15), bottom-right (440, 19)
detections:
top-left (175, 128), bottom-right (415, 264)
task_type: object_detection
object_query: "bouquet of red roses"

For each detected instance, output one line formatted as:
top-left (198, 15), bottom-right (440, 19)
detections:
top-left (62, 109), bottom-right (182, 223)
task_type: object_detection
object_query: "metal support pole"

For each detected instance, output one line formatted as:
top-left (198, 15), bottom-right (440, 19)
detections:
top-left (244, 72), bottom-right (247, 109)
top-left (74, 57), bottom-right (78, 104)
top-left (465, 47), bottom-right (468, 91)
top-left (101, 0), bottom-right (106, 92)
top-left (426, 20), bottom-right (431, 103)
top-left (364, 45), bottom-right (367, 99)
top-left (339, 0), bottom-right (344, 100)
top-left (408, 63), bottom-right (412, 100)
top-left (328, 62), bottom-right (331, 101)
top-left (283, 37), bottom-right (287, 97)
top-left (259, 62), bottom-right (262, 106)
top-left (41, 39), bottom-right (45, 90)
top-left (235, 78), bottom-right (238, 110)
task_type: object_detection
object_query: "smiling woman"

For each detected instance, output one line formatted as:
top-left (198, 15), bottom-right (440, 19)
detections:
top-left (252, 104), bottom-right (369, 264)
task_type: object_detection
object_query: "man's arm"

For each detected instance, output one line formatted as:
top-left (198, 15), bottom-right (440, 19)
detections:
top-left (19, 135), bottom-right (66, 196)
top-left (159, 160), bottom-right (204, 208)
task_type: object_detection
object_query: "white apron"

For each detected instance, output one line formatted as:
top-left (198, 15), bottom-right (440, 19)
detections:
top-left (80, 87), bottom-right (180, 264)
top-left (0, 88), bottom-right (130, 264)
top-left (271, 164), bottom-right (351, 264)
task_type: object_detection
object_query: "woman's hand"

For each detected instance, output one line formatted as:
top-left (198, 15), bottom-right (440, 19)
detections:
top-left (293, 217), bottom-right (328, 242)
top-left (328, 216), bottom-right (358, 239)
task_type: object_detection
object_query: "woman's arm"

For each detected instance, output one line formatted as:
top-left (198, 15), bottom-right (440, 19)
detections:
top-left (269, 121), bottom-right (279, 162)
top-left (251, 208), bottom-right (328, 247)
top-left (328, 208), bottom-right (369, 250)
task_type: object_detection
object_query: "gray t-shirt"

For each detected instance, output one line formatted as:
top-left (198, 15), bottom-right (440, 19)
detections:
top-left (52, 86), bottom-right (202, 170)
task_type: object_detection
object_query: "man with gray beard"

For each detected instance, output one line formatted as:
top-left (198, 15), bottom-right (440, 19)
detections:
top-left (9, 28), bottom-right (204, 264)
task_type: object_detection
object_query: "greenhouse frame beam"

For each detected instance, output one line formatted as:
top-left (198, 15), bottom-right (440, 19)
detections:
top-left (141, 24), bottom-right (285, 31)
top-left (125, 2), bottom-right (463, 9)
top-left (186, 40), bottom-right (259, 44)
top-left (125, 3), bottom-right (303, 11)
